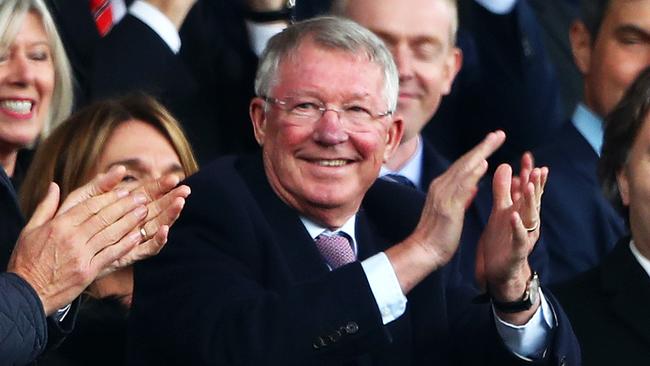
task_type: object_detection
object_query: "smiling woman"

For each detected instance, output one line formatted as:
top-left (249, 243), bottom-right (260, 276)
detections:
top-left (0, 0), bottom-right (73, 179)
top-left (19, 93), bottom-right (198, 365)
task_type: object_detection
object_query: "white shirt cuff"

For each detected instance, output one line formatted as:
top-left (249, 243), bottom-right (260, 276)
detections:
top-left (129, 1), bottom-right (181, 54)
top-left (493, 289), bottom-right (554, 360)
top-left (245, 20), bottom-right (287, 56)
top-left (474, 0), bottom-right (517, 14)
top-left (361, 252), bottom-right (407, 325)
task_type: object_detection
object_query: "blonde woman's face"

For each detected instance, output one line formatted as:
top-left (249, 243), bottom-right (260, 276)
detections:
top-left (0, 12), bottom-right (54, 152)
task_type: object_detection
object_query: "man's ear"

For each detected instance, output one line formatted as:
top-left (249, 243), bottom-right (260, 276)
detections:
top-left (616, 168), bottom-right (631, 206)
top-left (570, 20), bottom-right (593, 76)
top-left (250, 97), bottom-right (267, 146)
top-left (383, 115), bottom-right (404, 162)
top-left (441, 47), bottom-right (463, 95)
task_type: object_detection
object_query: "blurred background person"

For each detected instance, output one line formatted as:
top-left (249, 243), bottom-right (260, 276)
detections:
top-left (555, 66), bottom-right (650, 365)
top-left (47, 0), bottom-right (298, 162)
top-left (20, 94), bottom-right (199, 366)
top-left (0, 0), bottom-right (72, 189)
top-left (533, 0), bottom-right (650, 284)
top-left (333, 0), bottom-right (553, 284)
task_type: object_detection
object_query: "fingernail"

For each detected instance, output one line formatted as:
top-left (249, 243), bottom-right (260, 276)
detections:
top-left (116, 189), bottom-right (129, 198)
top-left (133, 193), bottom-right (147, 204)
top-left (134, 205), bottom-right (148, 218)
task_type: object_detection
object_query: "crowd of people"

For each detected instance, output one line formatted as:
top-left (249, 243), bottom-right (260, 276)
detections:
top-left (0, 0), bottom-right (648, 365)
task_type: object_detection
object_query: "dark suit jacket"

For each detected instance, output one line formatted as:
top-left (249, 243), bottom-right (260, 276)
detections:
top-left (89, 0), bottom-right (258, 163)
top-left (45, 0), bottom-right (136, 107)
top-left (0, 166), bottom-right (23, 270)
top-left (127, 154), bottom-right (579, 365)
top-left (419, 139), bottom-right (485, 286)
top-left (534, 123), bottom-right (626, 285)
top-left (527, 0), bottom-right (582, 118)
top-left (554, 237), bottom-right (650, 365)
top-left (423, 0), bottom-right (564, 167)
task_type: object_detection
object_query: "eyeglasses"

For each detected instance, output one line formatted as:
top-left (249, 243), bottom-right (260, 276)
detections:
top-left (263, 96), bottom-right (393, 125)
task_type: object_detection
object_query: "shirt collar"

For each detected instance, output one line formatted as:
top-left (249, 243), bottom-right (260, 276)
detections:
top-left (300, 214), bottom-right (357, 247)
top-left (379, 135), bottom-right (423, 188)
top-left (629, 239), bottom-right (650, 279)
top-left (572, 103), bottom-right (604, 156)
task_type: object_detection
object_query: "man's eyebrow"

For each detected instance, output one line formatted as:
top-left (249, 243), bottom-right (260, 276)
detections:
top-left (615, 24), bottom-right (650, 41)
top-left (372, 30), bottom-right (399, 44)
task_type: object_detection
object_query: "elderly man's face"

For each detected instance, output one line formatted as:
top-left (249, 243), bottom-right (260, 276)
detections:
top-left (573, 0), bottom-right (650, 117)
top-left (343, 0), bottom-right (461, 142)
top-left (617, 113), bottom-right (650, 253)
top-left (250, 39), bottom-right (403, 227)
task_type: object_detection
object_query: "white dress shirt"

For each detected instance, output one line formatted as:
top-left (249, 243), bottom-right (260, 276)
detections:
top-left (128, 0), bottom-right (281, 57)
top-left (300, 214), bottom-right (553, 359)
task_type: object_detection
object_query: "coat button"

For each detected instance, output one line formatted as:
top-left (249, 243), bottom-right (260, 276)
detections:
top-left (312, 336), bottom-right (327, 349)
top-left (345, 322), bottom-right (359, 334)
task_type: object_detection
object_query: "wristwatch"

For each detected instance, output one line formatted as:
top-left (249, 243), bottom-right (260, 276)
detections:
top-left (491, 272), bottom-right (540, 313)
top-left (245, 0), bottom-right (296, 23)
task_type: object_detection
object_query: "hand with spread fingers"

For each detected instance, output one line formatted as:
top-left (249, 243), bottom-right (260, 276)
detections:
top-left (7, 166), bottom-right (190, 316)
top-left (386, 131), bottom-right (506, 293)
top-left (97, 174), bottom-right (191, 277)
top-left (8, 166), bottom-right (141, 316)
top-left (475, 153), bottom-right (548, 324)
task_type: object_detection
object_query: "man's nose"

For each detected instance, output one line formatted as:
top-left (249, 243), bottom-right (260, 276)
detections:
top-left (312, 109), bottom-right (349, 145)
top-left (394, 45), bottom-right (414, 82)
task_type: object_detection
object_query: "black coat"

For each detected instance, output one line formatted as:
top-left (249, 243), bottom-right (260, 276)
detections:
top-left (555, 238), bottom-right (650, 365)
top-left (90, 0), bottom-right (258, 163)
top-left (127, 154), bottom-right (580, 365)
top-left (423, 0), bottom-right (564, 166)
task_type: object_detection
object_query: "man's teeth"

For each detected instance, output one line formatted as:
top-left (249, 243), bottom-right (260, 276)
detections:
top-left (316, 159), bottom-right (347, 167)
top-left (1, 100), bottom-right (32, 114)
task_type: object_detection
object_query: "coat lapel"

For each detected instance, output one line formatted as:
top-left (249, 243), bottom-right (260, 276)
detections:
top-left (239, 155), bottom-right (330, 281)
top-left (601, 239), bottom-right (650, 346)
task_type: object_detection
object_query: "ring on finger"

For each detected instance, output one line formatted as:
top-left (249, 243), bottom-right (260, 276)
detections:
top-left (524, 220), bottom-right (539, 233)
top-left (139, 226), bottom-right (148, 240)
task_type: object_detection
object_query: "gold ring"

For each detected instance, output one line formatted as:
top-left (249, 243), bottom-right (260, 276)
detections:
top-left (524, 220), bottom-right (539, 233)
top-left (139, 226), bottom-right (147, 240)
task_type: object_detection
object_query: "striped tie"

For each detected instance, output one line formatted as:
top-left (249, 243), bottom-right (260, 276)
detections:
top-left (90, 0), bottom-right (114, 36)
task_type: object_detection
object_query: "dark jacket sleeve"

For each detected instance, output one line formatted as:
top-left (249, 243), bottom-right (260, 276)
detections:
top-left (90, 0), bottom-right (258, 162)
top-left (0, 273), bottom-right (48, 365)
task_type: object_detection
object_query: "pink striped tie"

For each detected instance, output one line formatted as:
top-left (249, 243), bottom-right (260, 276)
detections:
top-left (315, 233), bottom-right (355, 269)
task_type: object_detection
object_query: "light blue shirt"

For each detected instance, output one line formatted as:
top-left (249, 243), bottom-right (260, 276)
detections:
top-left (379, 136), bottom-right (424, 189)
top-left (572, 103), bottom-right (604, 157)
